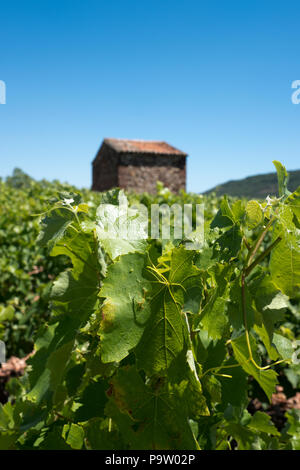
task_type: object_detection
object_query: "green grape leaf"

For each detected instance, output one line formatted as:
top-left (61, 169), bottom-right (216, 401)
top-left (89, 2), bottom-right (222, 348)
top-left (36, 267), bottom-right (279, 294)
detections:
top-left (273, 160), bottom-right (290, 198)
top-left (26, 322), bottom-right (74, 404)
top-left (74, 380), bottom-right (108, 422)
top-left (84, 418), bottom-right (124, 450)
top-left (15, 400), bottom-right (47, 433)
top-left (37, 208), bottom-right (74, 249)
top-left (62, 423), bottom-right (84, 450)
top-left (37, 425), bottom-right (72, 450)
top-left (99, 252), bottom-right (152, 363)
top-left (200, 296), bottom-right (229, 339)
top-left (214, 225), bottom-right (242, 262)
top-left (202, 375), bottom-right (222, 403)
top-left (250, 276), bottom-right (289, 360)
top-left (27, 233), bottom-right (99, 404)
top-left (254, 318), bottom-right (279, 361)
top-left (135, 247), bottom-right (201, 375)
top-left (0, 432), bottom-right (18, 450)
top-left (272, 333), bottom-right (294, 360)
top-left (228, 277), bottom-right (255, 334)
top-left (95, 191), bottom-right (147, 259)
top-left (231, 334), bottom-right (278, 400)
top-left (285, 409), bottom-right (300, 450)
top-left (167, 348), bottom-right (210, 419)
top-left (106, 366), bottom-right (200, 450)
top-left (245, 200), bottom-right (263, 229)
top-left (286, 186), bottom-right (300, 223)
top-left (269, 230), bottom-right (300, 298)
top-left (248, 411), bottom-right (280, 436)
top-left (198, 264), bottom-right (232, 339)
top-left (50, 230), bottom-right (99, 278)
top-left (231, 200), bottom-right (245, 222)
top-left (211, 196), bottom-right (235, 228)
top-left (0, 402), bottom-right (15, 430)
top-left (0, 305), bottom-right (14, 322)
top-left (217, 359), bottom-right (248, 408)
top-left (198, 333), bottom-right (227, 371)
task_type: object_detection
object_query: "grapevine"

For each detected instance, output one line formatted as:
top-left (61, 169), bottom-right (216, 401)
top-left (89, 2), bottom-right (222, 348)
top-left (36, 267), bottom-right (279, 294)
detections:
top-left (0, 161), bottom-right (299, 450)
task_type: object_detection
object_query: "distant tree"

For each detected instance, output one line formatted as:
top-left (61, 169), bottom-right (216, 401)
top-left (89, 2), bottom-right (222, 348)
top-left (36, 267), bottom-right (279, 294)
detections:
top-left (6, 168), bottom-right (34, 189)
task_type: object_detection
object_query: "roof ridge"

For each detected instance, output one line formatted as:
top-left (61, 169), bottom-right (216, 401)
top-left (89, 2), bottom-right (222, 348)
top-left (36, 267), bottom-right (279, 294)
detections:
top-left (104, 137), bottom-right (167, 143)
top-left (102, 138), bottom-right (187, 156)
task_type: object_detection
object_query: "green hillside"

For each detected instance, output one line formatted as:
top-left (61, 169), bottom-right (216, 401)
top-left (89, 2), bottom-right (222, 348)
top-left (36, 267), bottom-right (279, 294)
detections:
top-left (205, 169), bottom-right (300, 199)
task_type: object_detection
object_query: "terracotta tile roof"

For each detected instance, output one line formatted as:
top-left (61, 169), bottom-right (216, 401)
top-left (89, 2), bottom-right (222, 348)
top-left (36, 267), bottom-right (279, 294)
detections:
top-left (103, 138), bottom-right (187, 156)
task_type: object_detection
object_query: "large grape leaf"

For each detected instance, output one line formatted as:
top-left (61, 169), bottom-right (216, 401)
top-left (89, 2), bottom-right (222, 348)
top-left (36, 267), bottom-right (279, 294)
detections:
top-left (37, 207), bottom-right (75, 250)
top-left (99, 252), bottom-right (152, 363)
top-left (51, 230), bottom-right (99, 279)
top-left (269, 230), bottom-right (300, 298)
top-left (105, 366), bottom-right (201, 450)
top-left (135, 247), bottom-right (202, 375)
top-left (166, 346), bottom-right (210, 419)
top-left (198, 264), bottom-right (232, 339)
top-left (27, 231), bottom-right (100, 405)
top-left (95, 191), bottom-right (147, 260)
top-left (26, 319), bottom-right (82, 405)
top-left (50, 231), bottom-right (101, 319)
top-left (245, 200), bottom-right (263, 229)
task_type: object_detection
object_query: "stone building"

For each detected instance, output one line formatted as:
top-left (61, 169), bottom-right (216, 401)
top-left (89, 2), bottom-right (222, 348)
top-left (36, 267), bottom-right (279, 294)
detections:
top-left (92, 138), bottom-right (187, 194)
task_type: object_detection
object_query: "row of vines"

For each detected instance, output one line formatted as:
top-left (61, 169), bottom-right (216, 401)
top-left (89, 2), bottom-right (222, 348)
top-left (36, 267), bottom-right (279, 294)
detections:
top-left (0, 163), bottom-right (300, 450)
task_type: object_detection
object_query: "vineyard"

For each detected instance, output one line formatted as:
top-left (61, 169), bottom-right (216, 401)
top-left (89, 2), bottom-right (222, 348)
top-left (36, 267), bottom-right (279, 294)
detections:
top-left (0, 162), bottom-right (300, 450)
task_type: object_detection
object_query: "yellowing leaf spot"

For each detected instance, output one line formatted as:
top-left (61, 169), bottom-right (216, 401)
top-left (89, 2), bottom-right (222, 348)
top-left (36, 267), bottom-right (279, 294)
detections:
top-left (101, 300), bottom-right (117, 333)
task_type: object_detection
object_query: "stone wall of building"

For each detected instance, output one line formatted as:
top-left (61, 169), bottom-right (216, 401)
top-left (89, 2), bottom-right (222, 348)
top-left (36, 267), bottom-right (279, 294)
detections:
top-left (92, 143), bottom-right (118, 191)
top-left (92, 147), bottom-right (186, 194)
top-left (118, 154), bottom-right (186, 194)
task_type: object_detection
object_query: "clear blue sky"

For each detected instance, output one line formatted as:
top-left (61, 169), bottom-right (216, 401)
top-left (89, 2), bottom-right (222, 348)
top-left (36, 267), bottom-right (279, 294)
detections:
top-left (1, 0), bottom-right (300, 192)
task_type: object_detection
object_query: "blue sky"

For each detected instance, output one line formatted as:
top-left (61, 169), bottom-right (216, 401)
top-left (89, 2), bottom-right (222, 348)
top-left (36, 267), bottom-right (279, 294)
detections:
top-left (0, 0), bottom-right (300, 192)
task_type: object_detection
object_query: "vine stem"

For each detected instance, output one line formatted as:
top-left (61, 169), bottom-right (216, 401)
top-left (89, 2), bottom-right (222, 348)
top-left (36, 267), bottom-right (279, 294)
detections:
top-left (54, 411), bottom-right (73, 423)
top-left (246, 216), bottom-right (275, 267)
top-left (241, 272), bottom-right (257, 367)
top-left (200, 362), bottom-right (241, 379)
top-left (245, 236), bottom-right (282, 277)
top-left (241, 239), bottom-right (290, 371)
top-left (242, 236), bottom-right (251, 251)
top-left (184, 312), bottom-right (202, 383)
